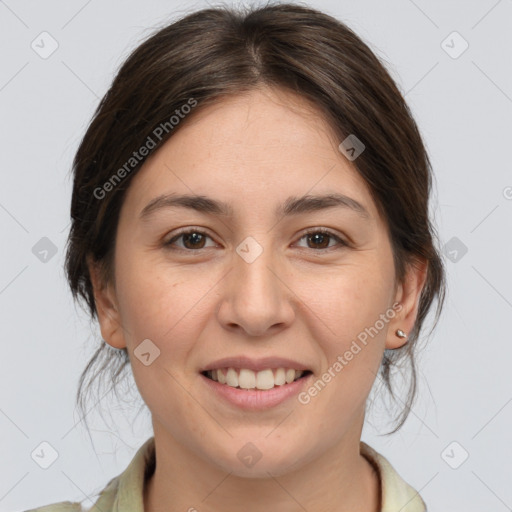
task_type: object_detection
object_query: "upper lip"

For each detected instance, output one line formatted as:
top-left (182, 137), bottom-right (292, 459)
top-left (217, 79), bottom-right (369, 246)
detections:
top-left (200, 356), bottom-right (312, 373)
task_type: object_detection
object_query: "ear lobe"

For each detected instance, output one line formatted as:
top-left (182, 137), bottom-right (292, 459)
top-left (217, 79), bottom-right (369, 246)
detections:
top-left (386, 257), bottom-right (428, 350)
top-left (86, 255), bottom-right (127, 350)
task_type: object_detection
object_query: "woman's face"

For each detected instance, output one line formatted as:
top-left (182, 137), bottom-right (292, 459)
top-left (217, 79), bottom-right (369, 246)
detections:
top-left (90, 86), bottom-right (425, 477)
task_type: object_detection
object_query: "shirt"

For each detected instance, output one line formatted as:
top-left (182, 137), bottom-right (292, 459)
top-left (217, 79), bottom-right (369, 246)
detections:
top-left (24, 437), bottom-right (426, 511)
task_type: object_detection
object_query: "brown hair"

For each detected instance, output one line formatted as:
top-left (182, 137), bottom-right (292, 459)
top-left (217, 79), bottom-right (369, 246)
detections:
top-left (65, 2), bottom-right (446, 435)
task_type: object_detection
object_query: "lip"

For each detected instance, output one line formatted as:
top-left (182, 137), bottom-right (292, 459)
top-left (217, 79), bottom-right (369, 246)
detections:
top-left (199, 355), bottom-right (312, 373)
top-left (200, 371), bottom-right (313, 410)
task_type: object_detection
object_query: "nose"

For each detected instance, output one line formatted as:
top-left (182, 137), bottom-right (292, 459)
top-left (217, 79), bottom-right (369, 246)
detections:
top-left (216, 242), bottom-right (296, 337)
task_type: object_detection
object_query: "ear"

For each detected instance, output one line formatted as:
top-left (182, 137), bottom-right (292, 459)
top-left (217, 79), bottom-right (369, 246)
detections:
top-left (86, 255), bottom-right (127, 349)
top-left (386, 257), bottom-right (428, 349)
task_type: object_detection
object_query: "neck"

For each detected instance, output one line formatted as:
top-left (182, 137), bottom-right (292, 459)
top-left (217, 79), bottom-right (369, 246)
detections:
top-left (143, 424), bottom-right (380, 512)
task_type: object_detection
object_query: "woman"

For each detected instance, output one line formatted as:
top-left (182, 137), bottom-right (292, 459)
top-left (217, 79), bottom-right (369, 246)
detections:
top-left (27, 3), bottom-right (445, 511)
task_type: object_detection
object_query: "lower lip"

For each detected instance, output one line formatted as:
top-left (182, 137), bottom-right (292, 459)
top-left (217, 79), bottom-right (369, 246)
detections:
top-left (200, 372), bottom-right (313, 410)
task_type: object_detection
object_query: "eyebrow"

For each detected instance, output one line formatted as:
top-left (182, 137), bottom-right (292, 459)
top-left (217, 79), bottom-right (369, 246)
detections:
top-left (139, 192), bottom-right (371, 221)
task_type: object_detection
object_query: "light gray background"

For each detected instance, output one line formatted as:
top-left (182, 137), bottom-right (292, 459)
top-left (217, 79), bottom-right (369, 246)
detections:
top-left (1, 1), bottom-right (511, 510)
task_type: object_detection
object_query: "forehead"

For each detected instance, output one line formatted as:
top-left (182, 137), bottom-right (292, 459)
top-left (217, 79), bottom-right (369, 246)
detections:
top-left (121, 86), bottom-right (379, 223)
top-left (180, 86), bottom-right (341, 154)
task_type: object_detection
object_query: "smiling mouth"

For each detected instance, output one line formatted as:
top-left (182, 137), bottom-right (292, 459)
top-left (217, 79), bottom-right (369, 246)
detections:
top-left (201, 368), bottom-right (313, 391)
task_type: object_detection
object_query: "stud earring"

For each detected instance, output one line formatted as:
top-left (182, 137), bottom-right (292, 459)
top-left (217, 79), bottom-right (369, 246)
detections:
top-left (395, 329), bottom-right (407, 339)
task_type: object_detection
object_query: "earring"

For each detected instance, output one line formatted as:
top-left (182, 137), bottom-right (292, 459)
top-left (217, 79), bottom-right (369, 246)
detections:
top-left (395, 329), bottom-right (407, 339)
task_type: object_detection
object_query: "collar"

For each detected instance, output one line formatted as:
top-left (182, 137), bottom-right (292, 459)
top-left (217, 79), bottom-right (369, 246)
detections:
top-left (91, 437), bottom-right (426, 512)
top-left (360, 441), bottom-right (427, 511)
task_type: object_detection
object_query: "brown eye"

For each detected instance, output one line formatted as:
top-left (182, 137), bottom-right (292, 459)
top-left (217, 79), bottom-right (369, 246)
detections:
top-left (165, 230), bottom-right (215, 250)
top-left (164, 228), bottom-right (347, 253)
top-left (296, 230), bottom-right (347, 250)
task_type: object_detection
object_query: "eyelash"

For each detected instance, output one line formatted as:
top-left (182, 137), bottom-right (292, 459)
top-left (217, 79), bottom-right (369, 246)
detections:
top-left (164, 227), bottom-right (348, 252)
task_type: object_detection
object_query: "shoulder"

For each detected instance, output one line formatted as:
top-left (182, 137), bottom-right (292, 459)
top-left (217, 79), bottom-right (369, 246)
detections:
top-left (23, 502), bottom-right (85, 512)
top-left (21, 476), bottom-right (119, 512)
top-left (21, 437), bottom-right (155, 512)
top-left (20, 473), bottom-right (119, 512)
top-left (360, 441), bottom-right (427, 512)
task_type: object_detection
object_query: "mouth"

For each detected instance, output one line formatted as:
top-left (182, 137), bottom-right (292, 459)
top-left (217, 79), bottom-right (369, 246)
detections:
top-left (200, 368), bottom-right (313, 391)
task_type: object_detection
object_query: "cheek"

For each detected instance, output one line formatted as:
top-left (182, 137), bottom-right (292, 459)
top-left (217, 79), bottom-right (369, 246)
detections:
top-left (298, 257), bottom-right (394, 379)
top-left (114, 250), bottom-right (216, 373)
top-left (301, 259), bottom-right (393, 331)
top-left (113, 242), bottom-right (182, 333)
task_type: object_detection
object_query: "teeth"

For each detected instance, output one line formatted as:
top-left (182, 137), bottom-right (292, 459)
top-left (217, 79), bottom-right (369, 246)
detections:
top-left (226, 368), bottom-right (239, 387)
top-left (256, 369), bottom-right (275, 390)
top-left (274, 368), bottom-right (286, 386)
top-left (285, 368), bottom-right (296, 384)
top-left (207, 368), bottom-right (306, 390)
top-left (239, 368), bottom-right (257, 389)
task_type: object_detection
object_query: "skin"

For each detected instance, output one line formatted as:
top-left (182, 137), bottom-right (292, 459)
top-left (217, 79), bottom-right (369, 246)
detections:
top-left (88, 85), bottom-right (427, 512)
